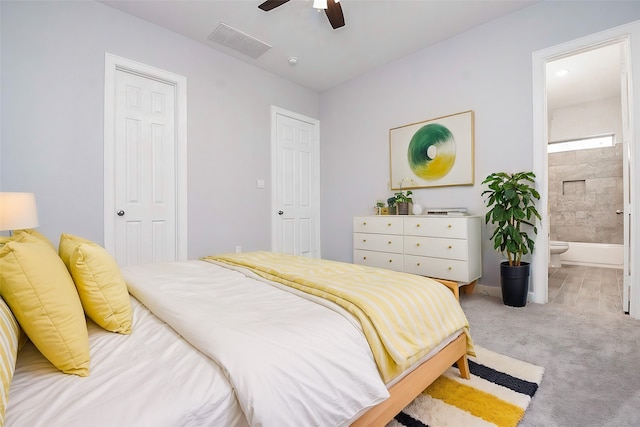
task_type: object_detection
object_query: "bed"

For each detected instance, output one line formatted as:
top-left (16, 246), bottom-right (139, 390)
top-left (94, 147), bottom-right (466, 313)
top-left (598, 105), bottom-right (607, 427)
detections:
top-left (6, 296), bottom-right (247, 427)
top-left (0, 232), bottom-right (472, 427)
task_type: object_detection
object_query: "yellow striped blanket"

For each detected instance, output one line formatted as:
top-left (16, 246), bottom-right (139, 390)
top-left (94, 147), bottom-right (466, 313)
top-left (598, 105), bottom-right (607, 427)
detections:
top-left (203, 252), bottom-right (474, 383)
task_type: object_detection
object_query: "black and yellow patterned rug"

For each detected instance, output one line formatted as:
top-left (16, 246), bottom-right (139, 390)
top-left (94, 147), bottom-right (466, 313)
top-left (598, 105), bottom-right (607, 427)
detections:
top-left (388, 346), bottom-right (544, 427)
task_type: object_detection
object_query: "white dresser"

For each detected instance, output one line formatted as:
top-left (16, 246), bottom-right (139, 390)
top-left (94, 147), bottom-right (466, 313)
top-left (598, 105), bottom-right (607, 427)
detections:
top-left (353, 215), bottom-right (482, 295)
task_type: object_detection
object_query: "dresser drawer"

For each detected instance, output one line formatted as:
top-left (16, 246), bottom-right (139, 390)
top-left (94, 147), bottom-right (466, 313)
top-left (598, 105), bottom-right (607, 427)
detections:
top-left (353, 215), bottom-right (481, 284)
top-left (354, 249), bottom-right (404, 272)
top-left (353, 216), bottom-right (403, 235)
top-left (404, 217), bottom-right (468, 238)
top-left (404, 236), bottom-right (468, 261)
top-left (404, 255), bottom-right (471, 282)
top-left (353, 233), bottom-right (403, 253)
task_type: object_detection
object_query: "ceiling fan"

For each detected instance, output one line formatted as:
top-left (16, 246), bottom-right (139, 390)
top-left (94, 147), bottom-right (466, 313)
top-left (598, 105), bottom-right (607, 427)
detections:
top-left (258, 0), bottom-right (345, 29)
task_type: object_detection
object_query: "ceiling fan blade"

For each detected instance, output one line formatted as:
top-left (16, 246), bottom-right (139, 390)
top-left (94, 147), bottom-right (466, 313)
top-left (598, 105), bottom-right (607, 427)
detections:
top-left (258, 0), bottom-right (290, 12)
top-left (324, 1), bottom-right (345, 29)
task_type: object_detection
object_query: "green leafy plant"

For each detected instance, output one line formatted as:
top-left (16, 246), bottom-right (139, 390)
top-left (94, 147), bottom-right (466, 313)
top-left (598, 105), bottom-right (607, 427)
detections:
top-left (386, 196), bottom-right (396, 207)
top-left (482, 171), bottom-right (541, 266)
top-left (388, 190), bottom-right (413, 207)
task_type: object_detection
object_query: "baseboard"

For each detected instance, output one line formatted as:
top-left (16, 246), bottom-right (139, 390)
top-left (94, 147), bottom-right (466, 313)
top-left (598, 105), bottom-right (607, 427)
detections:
top-left (468, 284), bottom-right (537, 305)
top-left (472, 284), bottom-right (502, 298)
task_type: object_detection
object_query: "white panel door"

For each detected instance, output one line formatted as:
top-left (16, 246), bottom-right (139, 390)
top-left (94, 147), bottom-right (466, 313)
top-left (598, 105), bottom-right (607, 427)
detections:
top-left (272, 108), bottom-right (320, 257)
top-left (114, 70), bottom-right (176, 266)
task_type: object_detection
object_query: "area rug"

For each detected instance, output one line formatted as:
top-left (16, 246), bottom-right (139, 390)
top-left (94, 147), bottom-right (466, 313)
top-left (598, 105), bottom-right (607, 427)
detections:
top-left (387, 346), bottom-right (544, 427)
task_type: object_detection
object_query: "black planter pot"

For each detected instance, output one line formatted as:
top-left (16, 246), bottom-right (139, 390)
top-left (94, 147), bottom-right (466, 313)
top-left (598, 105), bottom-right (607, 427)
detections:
top-left (500, 261), bottom-right (530, 307)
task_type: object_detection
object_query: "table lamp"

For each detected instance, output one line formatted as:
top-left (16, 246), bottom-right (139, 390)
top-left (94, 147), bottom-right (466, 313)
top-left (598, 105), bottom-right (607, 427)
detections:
top-left (0, 192), bottom-right (39, 234)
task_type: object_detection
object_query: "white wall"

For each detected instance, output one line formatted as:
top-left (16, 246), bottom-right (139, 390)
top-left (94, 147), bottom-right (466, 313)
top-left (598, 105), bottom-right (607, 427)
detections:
top-left (319, 1), bottom-right (640, 287)
top-left (549, 96), bottom-right (623, 143)
top-left (3, 1), bottom-right (640, 287)
top-left (0, 1), bottom-right (319, 257)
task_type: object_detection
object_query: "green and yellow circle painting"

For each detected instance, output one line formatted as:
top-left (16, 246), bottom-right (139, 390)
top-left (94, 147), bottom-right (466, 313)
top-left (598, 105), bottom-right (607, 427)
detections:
top-left (407, 123), bottom-right (456, 180)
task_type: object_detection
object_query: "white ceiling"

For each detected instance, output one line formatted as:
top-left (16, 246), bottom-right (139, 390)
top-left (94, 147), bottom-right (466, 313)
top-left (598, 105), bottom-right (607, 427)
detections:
top-left (100, 0), bottom-right (539, 92)
top-left (100, 0), bottom-right (621, 106)
top-left (546, 43), bottom-right (622, 111)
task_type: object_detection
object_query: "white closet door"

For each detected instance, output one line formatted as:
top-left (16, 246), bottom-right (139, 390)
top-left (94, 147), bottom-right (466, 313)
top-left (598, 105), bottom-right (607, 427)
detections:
top-left (272, 108), bottom-right (320, 258)
top-left (113, 69), bottom-right (177, 266)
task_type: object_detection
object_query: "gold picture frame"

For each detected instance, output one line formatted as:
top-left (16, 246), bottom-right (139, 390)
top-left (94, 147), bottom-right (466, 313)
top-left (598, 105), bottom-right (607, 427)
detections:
top-left (389, 110), bottom-right (474, 190)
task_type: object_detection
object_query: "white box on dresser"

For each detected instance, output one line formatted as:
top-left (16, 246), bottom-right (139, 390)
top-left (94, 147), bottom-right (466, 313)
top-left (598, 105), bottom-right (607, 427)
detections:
top-left (353, 215), bottom-right (482, 298)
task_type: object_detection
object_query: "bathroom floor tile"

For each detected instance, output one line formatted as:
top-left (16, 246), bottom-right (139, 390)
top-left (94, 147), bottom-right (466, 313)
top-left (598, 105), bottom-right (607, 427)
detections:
top-left (548, 265), bottom-right (625, 315)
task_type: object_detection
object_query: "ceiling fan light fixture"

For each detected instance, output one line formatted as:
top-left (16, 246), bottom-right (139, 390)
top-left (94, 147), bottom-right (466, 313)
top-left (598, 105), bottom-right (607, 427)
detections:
top-left (313, 0), bottom-right (328, 10)
top-left (259, 0), bottom-right (344, 29)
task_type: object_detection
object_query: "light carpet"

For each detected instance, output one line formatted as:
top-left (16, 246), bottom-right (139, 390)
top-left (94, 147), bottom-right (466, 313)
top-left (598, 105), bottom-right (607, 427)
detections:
top-left (387, 346), bottom-right (544, 427)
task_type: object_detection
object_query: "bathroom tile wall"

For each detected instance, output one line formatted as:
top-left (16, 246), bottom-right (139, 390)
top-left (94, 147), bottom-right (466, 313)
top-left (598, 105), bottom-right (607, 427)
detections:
top-left (548, 95), bottom-right (624, 244)
top-left (548, 144), bottom-right (623, 243)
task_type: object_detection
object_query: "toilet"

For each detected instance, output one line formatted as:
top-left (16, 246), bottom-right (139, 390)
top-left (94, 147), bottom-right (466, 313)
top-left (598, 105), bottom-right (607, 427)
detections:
top-left (550, 241), bottom-right (569, 267)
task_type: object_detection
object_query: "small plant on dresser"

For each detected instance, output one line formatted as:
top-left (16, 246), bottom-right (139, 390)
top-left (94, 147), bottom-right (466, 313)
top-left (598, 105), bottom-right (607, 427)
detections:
top-left (388, 190), bottom-right (413, 215)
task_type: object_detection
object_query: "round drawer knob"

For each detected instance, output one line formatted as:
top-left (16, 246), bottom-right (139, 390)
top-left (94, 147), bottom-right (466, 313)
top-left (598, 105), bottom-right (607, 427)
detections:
top-left (417, 262), bottom-right (421, 266)
top-left (388, 241), bottom-right (392, 244)
top-left (448, 266), bottom-right (452, 270)
top-left (416, 224), bottom-right (421, 227)
top-left (363, 239), bottom-right (367, 242)
top-left (388, 259), bottom-right (393, 263)
top-left (448, 245), bottom-right (452, 249)
top-left (448, 224), bottom-right (452, 228)
top-left (387, 223), bottom-right (392, 226)
top-left (363, 256), bottom-right (367, 260)
top-left (363, 222), bottom-right (367, 225)
top-left (416, 243), bottom-right (420, 246)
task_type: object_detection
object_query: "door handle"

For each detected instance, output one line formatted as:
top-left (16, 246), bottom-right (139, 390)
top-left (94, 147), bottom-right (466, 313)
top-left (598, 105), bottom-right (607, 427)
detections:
top-left (278, 211), bottom-right (284, 215)
top-left (616, 210), bottom-right (623, 214)
top-left (117, 210), bottom-right (125, 217)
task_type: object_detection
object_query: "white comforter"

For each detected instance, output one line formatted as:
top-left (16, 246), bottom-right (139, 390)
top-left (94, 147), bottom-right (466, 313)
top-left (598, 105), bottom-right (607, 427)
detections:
top-left (123, 260), bottom-right (390, 427)
top-left (7, 297), bottom-right (246, 427)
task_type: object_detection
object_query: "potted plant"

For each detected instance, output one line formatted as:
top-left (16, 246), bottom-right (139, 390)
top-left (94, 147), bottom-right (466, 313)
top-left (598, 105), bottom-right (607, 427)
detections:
top-left (482, 171), bottom-right (541, 307)
top-left (386, 196), bottom-right (397, 215)
top-left (388, 190), bottom-right (413, 215)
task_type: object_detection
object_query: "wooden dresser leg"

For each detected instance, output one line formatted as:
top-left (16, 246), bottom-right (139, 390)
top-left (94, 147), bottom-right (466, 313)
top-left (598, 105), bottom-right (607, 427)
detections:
top-left (463, 279), bottom-right (477, 295)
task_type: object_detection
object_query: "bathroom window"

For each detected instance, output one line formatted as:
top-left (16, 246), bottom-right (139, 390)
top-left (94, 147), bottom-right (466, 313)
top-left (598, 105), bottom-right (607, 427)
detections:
top-left (548, 134), bottom-right (614, 153)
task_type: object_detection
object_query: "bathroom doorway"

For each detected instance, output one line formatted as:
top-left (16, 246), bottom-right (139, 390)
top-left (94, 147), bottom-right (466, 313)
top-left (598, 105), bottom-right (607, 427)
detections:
top-left (532, 22), bottom-right (640, 317)
top-left (546, 43), bottom-right (627, 313)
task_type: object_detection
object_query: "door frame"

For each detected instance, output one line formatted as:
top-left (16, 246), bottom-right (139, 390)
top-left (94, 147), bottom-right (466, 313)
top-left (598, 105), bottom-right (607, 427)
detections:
top-left (103, 53), bottom-right (188, 261)
top-left (531, 21), bottom-right (639, 317)
top-left (269, 105), bottom-right (321, 257)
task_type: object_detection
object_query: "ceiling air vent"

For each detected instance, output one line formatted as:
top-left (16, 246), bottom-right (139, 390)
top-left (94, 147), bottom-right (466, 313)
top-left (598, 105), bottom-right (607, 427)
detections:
top-left (208, 23), bottom-right (272, 59)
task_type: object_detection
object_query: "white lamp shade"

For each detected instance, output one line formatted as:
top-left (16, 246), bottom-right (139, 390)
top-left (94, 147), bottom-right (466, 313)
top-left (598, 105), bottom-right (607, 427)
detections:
top-left (0, 192), bottom-right (39, 231)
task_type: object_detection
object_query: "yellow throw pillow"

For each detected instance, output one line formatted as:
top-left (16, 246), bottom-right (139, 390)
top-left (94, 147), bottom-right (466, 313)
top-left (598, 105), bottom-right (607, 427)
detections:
top-left (0, 237), bottom-right (90, 376)
top-left (70, 243), bottom-right (132, 334)
top-left (0, 298), bottom-right (20, 425)
top-left (59, 233), bottom-right (94, 271)
top-left (13, 228), bottom-right (55, 249)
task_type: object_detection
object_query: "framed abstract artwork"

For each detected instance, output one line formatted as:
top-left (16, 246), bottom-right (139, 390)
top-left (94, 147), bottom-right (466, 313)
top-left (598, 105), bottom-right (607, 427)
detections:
top-left (389, 110), bottom-right (474, 190)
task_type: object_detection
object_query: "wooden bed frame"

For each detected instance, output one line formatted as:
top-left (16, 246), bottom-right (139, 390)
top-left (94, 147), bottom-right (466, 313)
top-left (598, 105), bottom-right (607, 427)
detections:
top-left (352, 276), bottom-right (472, 425)
top-left (433, 278), bottom-right (478, 301)
top-left (352, 333), bottom-right (470, 427)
